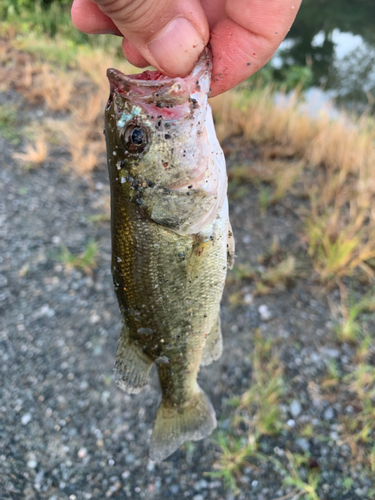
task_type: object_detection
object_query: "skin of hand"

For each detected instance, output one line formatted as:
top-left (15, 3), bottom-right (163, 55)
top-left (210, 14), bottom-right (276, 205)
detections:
top-left (71, 0), bottom-right (302, 97)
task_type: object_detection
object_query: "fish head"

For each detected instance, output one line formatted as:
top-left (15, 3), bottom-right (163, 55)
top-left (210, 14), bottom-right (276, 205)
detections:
top-left (105, 49), bottom-right (227, 234)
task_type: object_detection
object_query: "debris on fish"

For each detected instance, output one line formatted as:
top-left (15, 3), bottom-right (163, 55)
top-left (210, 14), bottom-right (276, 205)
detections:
top-left (104, 48), bottom-right (235, 462)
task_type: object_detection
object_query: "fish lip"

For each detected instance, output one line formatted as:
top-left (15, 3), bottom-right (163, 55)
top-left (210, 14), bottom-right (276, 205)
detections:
top-left (106, 47), bottom-right (212, 104)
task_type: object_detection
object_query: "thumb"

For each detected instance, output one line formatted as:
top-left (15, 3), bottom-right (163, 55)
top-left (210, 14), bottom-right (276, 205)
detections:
top-left (84, 0), bottom-right (209, 76)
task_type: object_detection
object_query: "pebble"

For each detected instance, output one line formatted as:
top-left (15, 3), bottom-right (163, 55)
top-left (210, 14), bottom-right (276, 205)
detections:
top-left (296, 438), bottom-right (310, 452)
top-left (27, 459), bottom-right (37, 469)
top-left (243, 293), bottom-right (253, 305)
top-left (194, 480), bottom-right (208, 490)
top-left (21, 413), bottom-right (32, 425)
top-left (258, 304), bottom-right (271, 321)
top-left (324, 406), bottom-right (334, 420)
top-left (78, 448), bottom-right (87, 459)
top-left (287, 419), bottom-right (296, 428)
top-left (290, 400), bottom-right (302, 418)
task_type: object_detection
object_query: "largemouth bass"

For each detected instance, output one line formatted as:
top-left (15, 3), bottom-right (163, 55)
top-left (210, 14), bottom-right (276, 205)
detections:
top-left (104, 49), bottom-right (234, 462)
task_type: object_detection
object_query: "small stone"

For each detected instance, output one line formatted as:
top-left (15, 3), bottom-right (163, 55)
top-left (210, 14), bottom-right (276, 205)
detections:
top-left (21, 413), bottom-right (32, 425)
top-left (290, 400), bottom-right (302, 418)
top-left (287, 419), bottom-right (296, 428)
top-left (39, 304), bottom-right (55, 318)
top-left (243, 293), bottom-right (253, 305)
top-left (193, 495), bottom-right (204, 500)
top-left (89, 313), bottom-right (100, 324)
top-left (296, 438), bottom-right (310, 452)
top-left (77, 448), bottom-right (87, 459)
top-left (195, 480), bottom-right (208, 490)
top-left (27, 459), bottom-right (37, 469)
top-left (323, 406), bottom-right (334, 420)
top-left (258, 304), bottom-right (271, 321)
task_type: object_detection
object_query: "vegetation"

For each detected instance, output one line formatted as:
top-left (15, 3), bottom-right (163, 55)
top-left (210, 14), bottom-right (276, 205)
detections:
top-left (56, 240), bottom-right (99, 275)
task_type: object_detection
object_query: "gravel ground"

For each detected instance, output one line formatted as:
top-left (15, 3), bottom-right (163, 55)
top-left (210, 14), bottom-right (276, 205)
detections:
top-left (0, 90), bottom-right (373, 499)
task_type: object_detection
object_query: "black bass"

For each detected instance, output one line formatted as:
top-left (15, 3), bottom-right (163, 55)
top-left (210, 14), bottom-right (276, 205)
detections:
top-left (104, 49), bottom-right (234, 461)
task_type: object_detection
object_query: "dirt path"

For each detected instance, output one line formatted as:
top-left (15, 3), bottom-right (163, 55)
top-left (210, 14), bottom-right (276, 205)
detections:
top-left (0, 90), bottom-right (373, 500)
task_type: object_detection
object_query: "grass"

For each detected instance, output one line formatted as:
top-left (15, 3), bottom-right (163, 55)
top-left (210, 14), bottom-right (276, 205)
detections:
top-left (273, 451), bottom-right (321, 500)
top-left (0, 104), bottom-right (22, 145)
top-left (336, 285), bottom-right (375, 343)
top-left (210, 331), bottom-right (286, 493)
top-left (209, 433), bottom-right (263, 494)
top-left (13, 136), bottom-right (49, 169)
top-left (227, 239), bottom-right (298, 303)
top-left (211, 85), bottom-right (375, 285)
top-left (237, 329), bottom-right (285, 436)
top-left (56, 240), bottom-right (99, 275)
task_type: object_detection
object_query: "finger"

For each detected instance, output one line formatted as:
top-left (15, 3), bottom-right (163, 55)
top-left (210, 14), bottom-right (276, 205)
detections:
top-left (122, 38), bottom-right (149, 68)
top-left (208, 0), bottom-right (302, 96)
top-left (71, 0), bottom-right (122, 35)
top-left (73, 0), bottom-right (210, 77)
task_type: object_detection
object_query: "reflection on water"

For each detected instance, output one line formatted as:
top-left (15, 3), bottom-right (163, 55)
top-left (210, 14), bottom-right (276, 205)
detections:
top-left (272, 0), bottom-right (375, 112)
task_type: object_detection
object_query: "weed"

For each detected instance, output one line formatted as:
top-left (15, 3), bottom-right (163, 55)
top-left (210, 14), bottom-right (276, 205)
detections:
top-left (321, 359), bottom-right (341, 390)
top-left (259, 184), bottom-right (273, 213)
top-left (258, 256), bottom-right (296, 293)
top-left (273, 451), bottom-right (321, 500)
top-left (211, 331), bottom-right (284, 492)
top-left (210, 433), bottom-right (263, 494)
top-left (0, 104), bottom-right (22, 145)
top-left (56, 240), bottom-right (99, 275)
top-left (336, 285), bottom-right (375, 343)
top-left (239, 331), bottom-right (285, 436)
top-left (13, 137), bottom-right (49, 169)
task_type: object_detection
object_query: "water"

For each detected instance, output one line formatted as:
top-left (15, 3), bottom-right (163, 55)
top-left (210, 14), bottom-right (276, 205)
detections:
top-left (272, 0), bottom-right (375, 113)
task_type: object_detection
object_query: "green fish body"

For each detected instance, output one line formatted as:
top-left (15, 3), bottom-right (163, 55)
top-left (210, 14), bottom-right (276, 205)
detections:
top-left (104, 50), bottom-right (234, 461)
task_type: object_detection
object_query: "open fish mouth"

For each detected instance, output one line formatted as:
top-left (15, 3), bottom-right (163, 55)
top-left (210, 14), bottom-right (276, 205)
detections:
top-left (106, 48), bottom-right (212, 115)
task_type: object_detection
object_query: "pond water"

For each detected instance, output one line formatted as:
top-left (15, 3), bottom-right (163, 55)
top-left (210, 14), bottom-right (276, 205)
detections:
top-left (272, 0), bottom-right (375, 113)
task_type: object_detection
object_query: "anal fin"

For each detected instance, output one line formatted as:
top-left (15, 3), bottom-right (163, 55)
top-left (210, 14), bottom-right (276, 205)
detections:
top-left (114, 326), bottom-right (153, 394)
top-left (150, 386), bottom-right (216, 462)
top-left (201, 316), bottom-right (223, 366)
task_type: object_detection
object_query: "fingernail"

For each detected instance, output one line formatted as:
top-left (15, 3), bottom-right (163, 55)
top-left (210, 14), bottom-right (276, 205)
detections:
top-left (89, 29), bottom-right (122, 36)
top-left (148, 18), bottom-right (205, 76)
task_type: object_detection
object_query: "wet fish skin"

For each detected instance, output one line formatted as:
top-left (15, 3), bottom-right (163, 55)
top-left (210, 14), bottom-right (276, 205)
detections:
top-left (104, 50), bottom-right (234, 461)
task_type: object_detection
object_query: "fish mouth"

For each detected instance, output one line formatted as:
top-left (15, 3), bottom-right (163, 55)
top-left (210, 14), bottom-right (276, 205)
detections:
top-left (106, 48), bottom-right (212, 109)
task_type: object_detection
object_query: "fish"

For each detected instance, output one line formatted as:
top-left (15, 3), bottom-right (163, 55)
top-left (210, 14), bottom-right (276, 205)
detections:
top-left (104, 48), bottom-right (234, 462)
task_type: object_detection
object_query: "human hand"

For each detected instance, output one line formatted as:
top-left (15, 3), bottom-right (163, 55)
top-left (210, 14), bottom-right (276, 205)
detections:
top-left (71, 0), bottom-right (302, 96)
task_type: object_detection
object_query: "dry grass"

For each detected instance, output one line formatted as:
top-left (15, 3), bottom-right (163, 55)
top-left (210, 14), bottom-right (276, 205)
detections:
top-left (0, 35), bottom-right (137, 179)
top-left (13, 136), bottom-right (49, 169)
top-left (211, 87), bottom-right (375, 284)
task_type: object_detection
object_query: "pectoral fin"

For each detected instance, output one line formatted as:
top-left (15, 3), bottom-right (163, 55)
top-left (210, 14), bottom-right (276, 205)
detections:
top-left (114, 325), bottom-right (153, 394)
top-left (201, 316), bottom-right (223, 366)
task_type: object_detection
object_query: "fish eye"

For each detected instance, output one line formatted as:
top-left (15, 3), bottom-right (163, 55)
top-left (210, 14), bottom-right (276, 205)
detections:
top-left (122, 125), bottom-right (149, 154)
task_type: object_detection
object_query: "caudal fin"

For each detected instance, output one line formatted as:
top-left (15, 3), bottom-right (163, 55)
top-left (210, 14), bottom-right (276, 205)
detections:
top-left (150, 387), bottom-right (217, 462)
top-left (114, 327), bottom-right (153, 394)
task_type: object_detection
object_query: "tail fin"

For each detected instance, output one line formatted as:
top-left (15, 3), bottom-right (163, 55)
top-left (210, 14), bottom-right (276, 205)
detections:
top-left (114, 328), bottom-right (153, 394)
top-left (150, 387), bottom-right (217, 462)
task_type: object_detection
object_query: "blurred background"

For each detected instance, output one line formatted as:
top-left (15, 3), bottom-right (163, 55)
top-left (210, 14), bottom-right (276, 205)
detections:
top-left (1, 1), bottom-right (375, 499)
